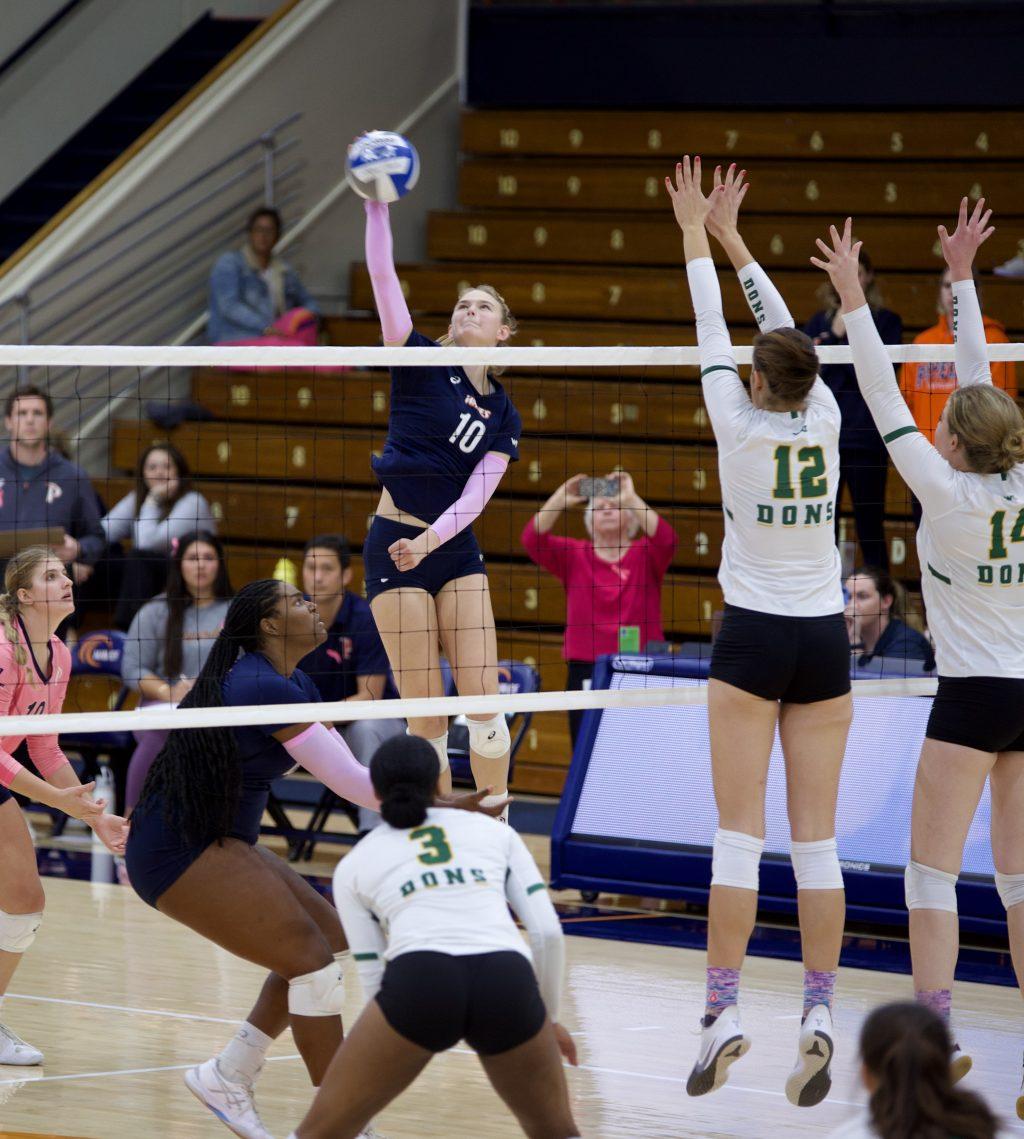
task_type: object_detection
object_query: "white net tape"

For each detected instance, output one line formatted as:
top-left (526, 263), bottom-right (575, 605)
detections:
top-left (0, 342), bottom-right (1023, 367)
top-left (6, 676), bottom-right (937, 738)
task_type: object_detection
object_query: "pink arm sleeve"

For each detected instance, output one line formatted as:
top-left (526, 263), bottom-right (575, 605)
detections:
top-left (26, 737), bottom-right (71, 780)
top-left (429, 451), bottom-right (508, 546)
top-left (283, 723), bottom-right (379, 810)
top-left (365, 200), bottom-right (413, 344)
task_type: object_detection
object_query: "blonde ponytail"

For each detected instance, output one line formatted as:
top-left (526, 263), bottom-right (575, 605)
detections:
top-left (0, 546), bottom-right (58, 666)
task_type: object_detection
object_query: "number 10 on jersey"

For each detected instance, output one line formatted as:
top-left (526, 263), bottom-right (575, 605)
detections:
top-left (449, 413), bottom-right (486, 453)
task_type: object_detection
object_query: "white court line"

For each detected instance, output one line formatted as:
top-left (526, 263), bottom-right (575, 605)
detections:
top-left (6, 991), bottom-right (241, 1025)
top-left (622, 1025), bottom-right (665, 1032)
top-left (0, 1054), bottom-right (300, 1087)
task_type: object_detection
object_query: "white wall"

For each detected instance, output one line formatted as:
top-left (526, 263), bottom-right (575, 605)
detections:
top-left (0, 0), bottom-right (280, 202)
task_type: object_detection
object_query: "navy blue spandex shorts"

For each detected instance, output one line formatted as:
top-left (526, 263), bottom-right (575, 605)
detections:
top-left (126, 795), bottom-right (222, 908)
top-left (0, 785), bottom-right (12, 807)
top-left (363, 516), bottom-right (486, 603)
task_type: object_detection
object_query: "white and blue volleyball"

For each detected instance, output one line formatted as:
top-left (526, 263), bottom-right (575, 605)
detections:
top-left (346, 131), bottom-right (420, 203)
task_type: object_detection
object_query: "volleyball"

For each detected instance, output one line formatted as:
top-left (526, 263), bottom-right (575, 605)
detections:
top-left (346, 131), bottom-right (420, 203)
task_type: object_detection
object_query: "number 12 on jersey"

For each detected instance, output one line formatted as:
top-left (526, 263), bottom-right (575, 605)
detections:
top-left (772, 445), bottom-right (827, 499)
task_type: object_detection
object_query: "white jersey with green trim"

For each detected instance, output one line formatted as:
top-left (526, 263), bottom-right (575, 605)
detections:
top-left (332, 807), bottom-right (564, 1015)
top-left (845, 280), bottom-right (1024, 677)
top-left (687, 258), bottom-right (844, 616)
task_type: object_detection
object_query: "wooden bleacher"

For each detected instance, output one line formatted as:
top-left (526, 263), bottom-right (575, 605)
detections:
top-left (109, 108), bottom-right (1022, 793)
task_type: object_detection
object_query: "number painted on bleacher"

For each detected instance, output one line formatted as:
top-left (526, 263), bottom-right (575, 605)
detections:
top-left (528, 460), bottom-right (542, 483)
top-left (837, 516), bottom-right (850, 542)
top-left (610, 403), bottom-right (638, 425)
top-left (467, 224), bottom-right (488, 246)
top-left (285, 506), bottom-right (299, 530)
top-left (497, 175), bottom-right (517, 196)
top-left (610, 228), bottom-right (625, 251)
top-left (531, 282), bottom-right (546, 303)
top-left (523, 655), bottom-right (537, 669)
top-left (297, 386), bottom-right (313, 409)
top-left (884, 182), bottom-right (898, 204)
top-left (372, 390), bottom-right (387, 413)
top-left (568, 129), bottom-right (583, 149)
top-left (932, 239), bottom-right (943, 258)
top-left (499, 128), bottom-right (519, 149)
top-left (890, 131), bottom-right (903, 153)
top-left (809, 130), bottom-right (824, 152)
top-left (692, 469), bottom-right (707, 491)
top-left (804, 180), bottom-right (819, 201)
top-left (725, 130), bottom-right (738, 151)
top-left (644, 176), bottom-right (659, 198)
top-left (211, 501), bottom-right (224, 521)
top-left (524, 587), bottom-right (538, 611)
top-left (399, 279), bottom-right (411, 298)
top-left (230, 384), bottom-right (250, 407)
top-left (770, 234), bottom-right (784, 255)
top-left (692, 406), bottom-right (708, 428)
top-left (647, 129), bottom-right (662, 151)
top-left (890, 537), bottom-right (907, 566)
top-left (291, 446), bottom-right (307, 470)
top-left (701, 600), bottom-right (713, 622)
top-left (969, 182), bottom-right (983, 201)
top-left (531, 338), bottom-right (545, 347)
top-left (531, 399), bottom-right (547, 421)
top-left (533, 226), bottom-right (548, 247)
top-left (527, 728), bottom-right (538, 751)
top-left (217, 442), bottom-right (231, 464)
top-left (975, 131), bottom-right (989, 153)
top-left (608, 285), bottom-right (623, 307)
top-left (566, 176), bottom-right (581, 197)
top-left (695, 531), bottom-right (709, 557)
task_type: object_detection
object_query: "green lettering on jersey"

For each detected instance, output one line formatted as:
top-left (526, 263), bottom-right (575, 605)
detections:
top-left (410, 825), bottom-right (453, 865)
top-left (804, 503), bottom-right (822, 524)
top-left (444, 868), bottom-right (466, 885)
top-left (756, 504), bottom-right (774, 524)
top-left (400, 880), bottom-right (416, 897)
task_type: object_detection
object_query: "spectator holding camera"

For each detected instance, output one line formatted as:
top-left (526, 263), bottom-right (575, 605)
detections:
top-left (522, 471), bottom-right (677, 745)
top-left (844, 566), bottom-right (935, 672)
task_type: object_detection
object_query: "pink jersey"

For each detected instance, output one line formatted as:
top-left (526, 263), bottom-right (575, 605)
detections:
top-left (0, 619), bottom-right (71, 788)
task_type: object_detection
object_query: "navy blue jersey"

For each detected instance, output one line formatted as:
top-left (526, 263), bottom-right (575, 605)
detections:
top-left (371, 330), bottom-right (522, 524)
top-left (299, 591), bottom-right (398, 703)
top-left (222, 652), bottom-right (322, 841)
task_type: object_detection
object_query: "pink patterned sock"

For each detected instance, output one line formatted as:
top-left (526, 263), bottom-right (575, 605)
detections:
top-left (916, 988), bottom-right (952, 1024)
top-left (705, 966), bottom-right (740, 1022)
top-left (802, 969), bottom-right (836, 1018)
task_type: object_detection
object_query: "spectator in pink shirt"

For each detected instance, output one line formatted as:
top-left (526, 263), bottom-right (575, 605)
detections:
top-left (521, 470), bottom-right (678, 746)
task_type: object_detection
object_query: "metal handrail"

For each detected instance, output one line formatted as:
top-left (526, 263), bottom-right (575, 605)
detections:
top-left (0, 111), bottom-right (301, 316)
top-left (29, 153), bottom-right (302, 326)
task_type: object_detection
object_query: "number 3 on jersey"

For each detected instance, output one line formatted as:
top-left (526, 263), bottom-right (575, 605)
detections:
top-left (410, 824), bottom-right (453, 865)
top-left (449, 413), bottom-right (486, 454)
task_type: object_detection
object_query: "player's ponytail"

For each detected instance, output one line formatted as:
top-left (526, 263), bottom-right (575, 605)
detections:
top-left (370, 734), bottom-right (440, 829)
top-left (0, 547), bottom-right (56, 667)
top-left (946, 384), bottom-right (1024, 475)
top-left (751, 327), bottom-right (819, 407)
top-left (860, 1003), bottom-right (998, 1139)
top-left (136, 579), bottom-right (283, 847)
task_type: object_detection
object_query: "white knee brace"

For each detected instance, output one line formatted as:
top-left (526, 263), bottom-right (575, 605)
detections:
top-left (468, 713), bottom-right (511, 760)
top-left (288, 961), bottom-right (344, 1017)
top-left (790, 837), bottom-right (845, 891)
top-left (995, 871), bottom-right (1024, 911)
top-left (711, 829), bottom-right (764, 891)
top-left (0, 908), bottom-right (43, 954)
top-left (407, 726), bottom-right (449, 773)
top-left (904, 860), bottom-right (958, 913)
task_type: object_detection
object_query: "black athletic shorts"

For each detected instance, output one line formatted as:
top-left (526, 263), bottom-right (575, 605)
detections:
top-left (926, 676), bottom-right (1024, 753)
top-left (375, 950), bottom-right (547, 1055)
top-left (710, 604), bottom-right (851, 703)
top-left (363, 516), bottom-right (485, 602)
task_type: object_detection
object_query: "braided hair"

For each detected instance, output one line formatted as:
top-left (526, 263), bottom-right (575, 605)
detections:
top-left (136, 579), bottom-right (283, 847)
top-left (370, 734), bottom-right (441, 829)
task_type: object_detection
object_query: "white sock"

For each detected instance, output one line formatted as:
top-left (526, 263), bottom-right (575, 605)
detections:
top-left (480, 793), bottom-right (510, 824)
top-left (218, 1021), bottom-right (272, 1084)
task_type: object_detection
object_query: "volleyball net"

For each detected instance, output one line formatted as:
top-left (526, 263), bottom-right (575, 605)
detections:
top-left (1, 339), bottom-right (1022, 762)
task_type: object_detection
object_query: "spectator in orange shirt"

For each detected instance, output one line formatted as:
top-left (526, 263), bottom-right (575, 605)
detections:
top-left (900, 267), bottom-right (1016, 524)
top-left (901, 267), bottom-right (1016, 439)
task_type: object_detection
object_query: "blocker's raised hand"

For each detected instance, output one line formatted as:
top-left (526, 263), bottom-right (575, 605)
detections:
top-left (705, 163), bottom-right (750, 241)
top-left (938, 196), bottom-right (994, 281)
top-left (810, 217), bottom-right (865, 311)
top-left (665, 156), bottom-right (725, 233)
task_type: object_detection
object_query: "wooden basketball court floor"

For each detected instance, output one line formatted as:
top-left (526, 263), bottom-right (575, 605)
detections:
top-left (2, 833), bottom-right (1023, 1139)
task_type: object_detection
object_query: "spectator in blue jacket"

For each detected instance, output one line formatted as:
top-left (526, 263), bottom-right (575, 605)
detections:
top-left (844, 566), bottom-right (935, 673)
top-left (804, 250), bottom-right (903, 570)
top-left (298, 534), bottom-right (401, 833)
top-left (207, 207), bottom-right (320, 345)
top-left (0, 387), bottom-right (104, 584)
